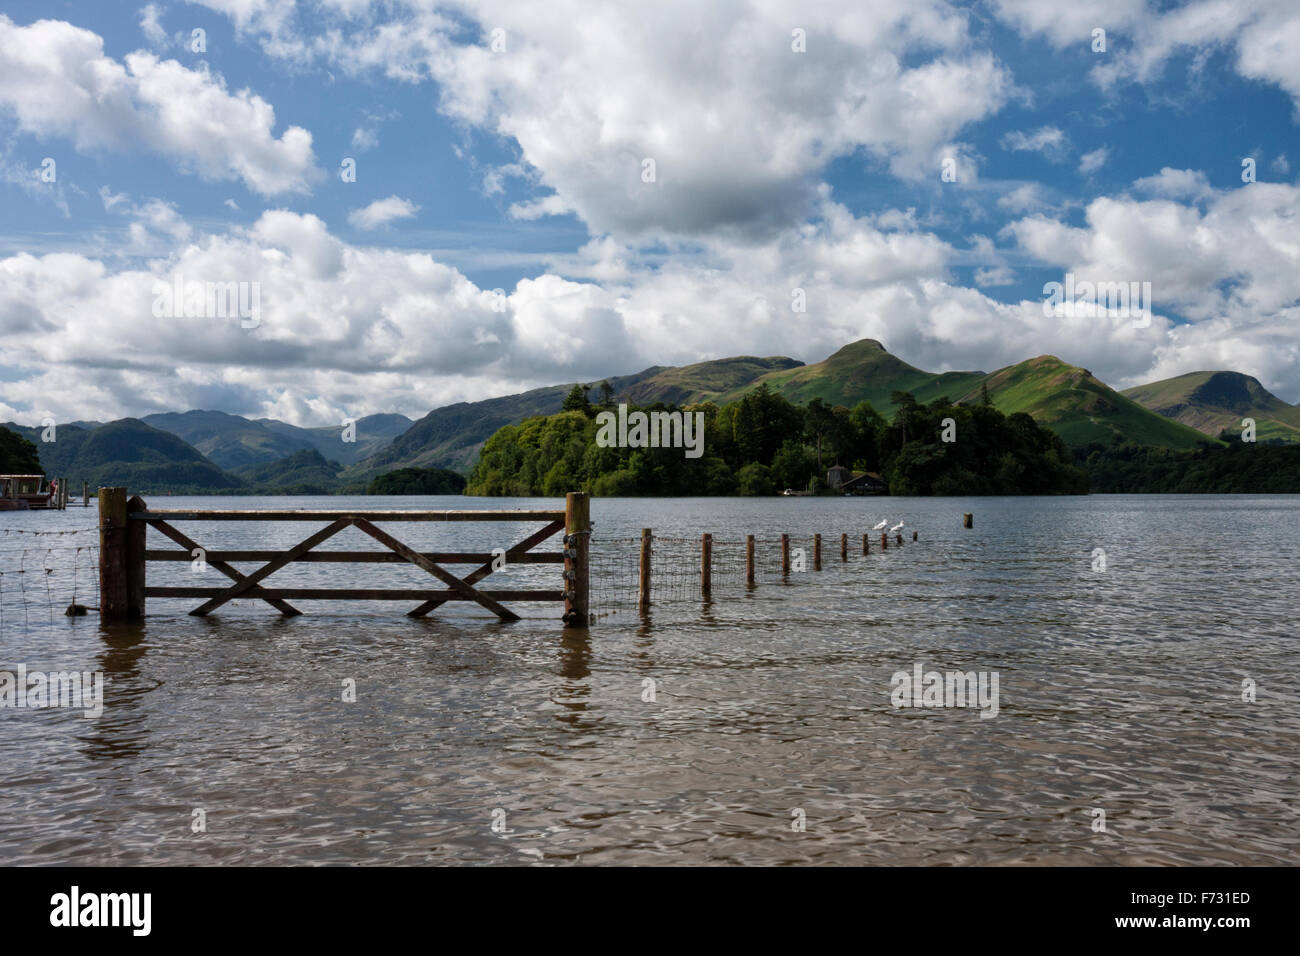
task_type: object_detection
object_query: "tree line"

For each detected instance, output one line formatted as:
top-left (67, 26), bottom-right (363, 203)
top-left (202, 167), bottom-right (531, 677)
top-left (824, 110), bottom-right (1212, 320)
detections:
top-left (467, 383), bottom-right (1088, 496)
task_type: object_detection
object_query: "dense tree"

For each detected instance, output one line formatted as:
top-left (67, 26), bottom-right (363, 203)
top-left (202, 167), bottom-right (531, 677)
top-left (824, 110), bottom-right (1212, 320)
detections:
top-left (0, 426), bottom-right (42, 474)
top-left (367, 467), bottom-right (467, 495)
top-left (465, 391), bottom-right (1089, 497)
top-left (561, 384), bottom-right (592, 415)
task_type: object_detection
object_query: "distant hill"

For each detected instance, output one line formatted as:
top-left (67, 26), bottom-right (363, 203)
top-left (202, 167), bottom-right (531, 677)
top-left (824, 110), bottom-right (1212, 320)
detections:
top-left (344, 368), bottom-right (668, 480)
top-left (141, 410), bottom-right (412, 470)
top-left (962, 356), bottom-right (1213, 450)
top-left (256, 413), bottom-right (412, 466)
top-left (232, 448), bottom-right (344, 493)
top-left (1121, 371), bottom-right (1300, 443)
top-left (624, 355), bottom-right (803, 405)
top-left (717, 339), bottom-right (986, 413)
top-left (3, 419), bottom-right (243, 493)
top-left (142, 410), bottom-right (316, 469)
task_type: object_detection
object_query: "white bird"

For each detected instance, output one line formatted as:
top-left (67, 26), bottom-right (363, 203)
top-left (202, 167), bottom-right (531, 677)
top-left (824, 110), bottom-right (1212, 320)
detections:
top-left (890, 521), bottom-right (905, 533)
top-left (872, 519), bottom-right (888, 530)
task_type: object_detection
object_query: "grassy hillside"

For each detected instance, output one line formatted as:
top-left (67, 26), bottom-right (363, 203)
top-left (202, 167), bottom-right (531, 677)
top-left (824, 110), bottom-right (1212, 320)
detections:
top-left (1121, 371), bottom-right (1300, 442)
top-left (257, 413), bottom-right (412, 466)
top-left (5, 419), bottom-right (244, 493)
top-left (344, 368), bottom-right (669, 479)
top-left (964, 356), bottom-right (1214, 450)
top-left (717, 339), bottom-right (986, 414)
top-left (232, 448), bottom-right (343, 493)
top-left (143, 410), bottom-right (316, 469)
top-left (624, 355), bottom-right (802, 405)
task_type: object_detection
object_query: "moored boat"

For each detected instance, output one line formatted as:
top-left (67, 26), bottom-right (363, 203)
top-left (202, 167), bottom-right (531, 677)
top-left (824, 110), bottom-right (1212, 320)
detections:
top-left (0, 475), bottom-right (55, 511)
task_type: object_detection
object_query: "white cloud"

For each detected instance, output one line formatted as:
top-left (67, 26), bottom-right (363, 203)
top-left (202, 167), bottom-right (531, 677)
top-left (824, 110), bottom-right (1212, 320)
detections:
top-left (994, 0), bottom-right (1300, 114)
top-left (997, 183), bottom-right (1050, 214)
top-left (1079, 147), bottom-right (1109, 175)
top-left (139, 4), bottom-right (169, 48)
top-left (351, 126), bottom-right (379, 151)
top-left (347, 195), bottom-right (419, 230)
top-left (0, 15), bottom-right (319, 195)
top-left (1132, 167), bottom-right (1212, 201)
top-left (190, 0), bottom-right (1016, 239)
top-left (1000, 125), bottom-right (1070, 160)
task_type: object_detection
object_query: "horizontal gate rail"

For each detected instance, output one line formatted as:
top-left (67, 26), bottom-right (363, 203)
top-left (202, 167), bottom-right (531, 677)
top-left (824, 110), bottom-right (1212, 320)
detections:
top-left (142, 550), bottom-right (564, 564)
top-left (144, 588), bottom-right (566, 602)
top-left (129, 509), bottom-right (565, 522)
top-left (99, 488), bottom-right (589, 626)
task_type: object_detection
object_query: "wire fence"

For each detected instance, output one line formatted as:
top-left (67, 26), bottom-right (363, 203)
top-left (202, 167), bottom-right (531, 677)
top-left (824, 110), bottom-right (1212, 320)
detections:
top-left (0, 527), bottom-right (100, 634)
top-left (589, 532), bottom-right (848, 619)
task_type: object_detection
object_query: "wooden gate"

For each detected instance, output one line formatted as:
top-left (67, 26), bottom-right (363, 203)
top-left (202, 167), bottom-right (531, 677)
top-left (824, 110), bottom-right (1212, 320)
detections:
top-left (97, 489), bottom-right (590, 626)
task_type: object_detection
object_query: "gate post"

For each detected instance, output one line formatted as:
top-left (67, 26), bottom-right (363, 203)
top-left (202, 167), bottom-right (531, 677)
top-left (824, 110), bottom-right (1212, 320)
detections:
top-left (563, 492), bottom-right (590, 627)
top-left (99, 488), bottom-right (144, 620)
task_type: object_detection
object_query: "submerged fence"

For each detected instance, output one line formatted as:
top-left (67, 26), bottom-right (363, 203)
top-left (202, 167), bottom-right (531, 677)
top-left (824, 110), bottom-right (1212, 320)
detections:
top-left (4, 495), bottom-right (934, 628)
top-left (0, 527), bottom-right (100, 633)
top-left (587, 526), bottom-right (918, 619)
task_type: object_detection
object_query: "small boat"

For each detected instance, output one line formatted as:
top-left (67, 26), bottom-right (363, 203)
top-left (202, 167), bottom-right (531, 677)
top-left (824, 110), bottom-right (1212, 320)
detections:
top-left (0, 475), bottom-right (55, 511)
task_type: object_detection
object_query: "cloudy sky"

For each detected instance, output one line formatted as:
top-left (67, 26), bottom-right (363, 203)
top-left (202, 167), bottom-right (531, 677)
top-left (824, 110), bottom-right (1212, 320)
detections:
top-left (1, 0), bottom-right (1298, 426)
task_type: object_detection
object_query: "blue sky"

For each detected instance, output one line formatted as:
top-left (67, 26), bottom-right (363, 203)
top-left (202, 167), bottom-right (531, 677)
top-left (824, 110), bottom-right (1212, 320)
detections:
top-left (2, 0), bottom-right (1298, 426)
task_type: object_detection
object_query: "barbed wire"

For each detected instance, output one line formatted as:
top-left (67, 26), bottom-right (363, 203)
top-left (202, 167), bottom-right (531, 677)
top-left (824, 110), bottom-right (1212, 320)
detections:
top-left (0, 544), bottom-right (99, 634)
top-left (589, 531), bottom-right (870, 618)
top-left (0, 527), bottom-right (98, 536)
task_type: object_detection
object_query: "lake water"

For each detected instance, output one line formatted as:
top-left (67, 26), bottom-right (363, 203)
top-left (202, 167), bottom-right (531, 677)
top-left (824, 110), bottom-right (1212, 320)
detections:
top-left (1, 494), bottom-right (1297, 865)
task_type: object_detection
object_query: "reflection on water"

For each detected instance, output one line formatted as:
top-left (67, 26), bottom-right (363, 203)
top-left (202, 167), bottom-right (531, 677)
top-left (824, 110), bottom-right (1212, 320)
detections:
top-left (1, 493), bottom-right (1298, 865)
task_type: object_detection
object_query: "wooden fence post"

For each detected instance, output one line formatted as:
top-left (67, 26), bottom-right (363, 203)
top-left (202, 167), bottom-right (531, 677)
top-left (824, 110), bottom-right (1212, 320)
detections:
top-left (862, 533), bottom-right (869, 555)
top-left (746, 534), bottom-right (755, 586)
top-left (99, 488), bottom-right (145, 620)
top-left (638, 528), bottom-right (652, 611)
top-left (781, 534), bottom-right (790, 577)
top-left (563, 492), bottom-right (590, 627)
top-left (82, 481), bottom-right (88, 507)
top-left (813, 533), bottom-right (822, 571)
top-left (880, 531), bottom-right (888, 550)
top-left (841, 533), bottom-right (848, 562)
top-left (127, 495), bottom-right (147, 616)
top-left (964, 512), bottom-right (973, 528)
top-left (701, 533), bottom-right (712, 599)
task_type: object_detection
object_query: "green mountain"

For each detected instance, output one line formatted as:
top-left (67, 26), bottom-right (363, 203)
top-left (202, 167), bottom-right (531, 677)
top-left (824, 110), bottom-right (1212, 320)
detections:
top-left (142, 410), bottom-right (316, 469)
top-left (717, 339), bottom-right (986, 413)
top-left (1120, 371), bottom-right (1300, 443)
top-left (3, 419), bottom-right (243, 493)
top-left (141, 410), bottom-right (412, 470)
top-left (256, 413), bottom-right (412, 466)
top-left (959, 356), bottom-right (1214, 449)
top-left (232, 448), bottom-right (344, 493)
top-left (344, 368), bottom-right (669, 480)
top-left (624, 355), bottom-right (802, 404)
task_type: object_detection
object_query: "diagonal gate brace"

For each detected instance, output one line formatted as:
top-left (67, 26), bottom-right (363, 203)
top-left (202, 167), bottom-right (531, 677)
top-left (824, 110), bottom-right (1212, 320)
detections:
top-left (146, 517), bottom-right (301, 616)
top-left (406, 518), bottom-right (564, 618)
top-left (351, 518), bottom-right (521, 622)
top-left (187, 518), bottom-right (352, 616)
